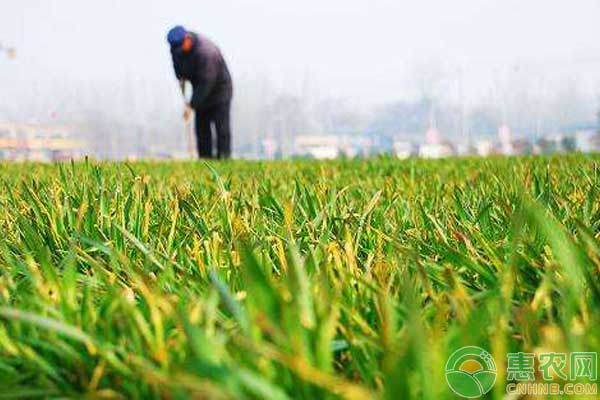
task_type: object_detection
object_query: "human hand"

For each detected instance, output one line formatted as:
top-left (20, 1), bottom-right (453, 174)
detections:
top-left (183, 104), bottom-right (193, 122)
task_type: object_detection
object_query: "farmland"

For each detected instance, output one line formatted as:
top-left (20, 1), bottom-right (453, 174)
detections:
top-left (1, 155), bottom-right (600, 399)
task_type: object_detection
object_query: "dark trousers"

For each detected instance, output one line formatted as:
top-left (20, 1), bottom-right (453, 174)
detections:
top-left (194, 102), bottom-right (231, 159)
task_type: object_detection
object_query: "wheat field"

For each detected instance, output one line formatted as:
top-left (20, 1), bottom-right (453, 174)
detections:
top-left (1, 155), bottom-right (599, 399)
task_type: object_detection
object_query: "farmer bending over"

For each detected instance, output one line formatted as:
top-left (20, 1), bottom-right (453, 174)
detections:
top-left (167, 26), bottom-right (233, 159)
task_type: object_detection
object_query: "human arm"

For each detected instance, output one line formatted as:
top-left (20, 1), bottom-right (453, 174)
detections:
top-left (179, 80), bottom-right (193, 121)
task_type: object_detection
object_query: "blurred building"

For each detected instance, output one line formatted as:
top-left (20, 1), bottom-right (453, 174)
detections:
top-left (294, 135), bottom-right (339, 159)
top-left (344, 136), bottom-right (374, 157)
top-left (496, 124), bottom-right (514, 155)
top-left (419, 143), bottom-right (454, 158)
top-left (575, 129), bottom-right (600, 153)
top-left (485, 124), bottom-right (532, 155)
top-left (571, 113), bottom-right (600, 153)
top-left (455, 142), bottom-right (476, 156)
top-left (475, 139), bottom-right (493, 156)
top-left (418, 127), bottom-right (454, 158)
top-left (0, 122), bottom-right (86, 161)
top-left (261, 137), bottom-right (278, 160)
top-left (392, 140), bottom-right (416, 159)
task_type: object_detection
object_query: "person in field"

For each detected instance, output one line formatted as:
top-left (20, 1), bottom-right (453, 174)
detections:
top-left (167, 26), bottom-right (233, 159)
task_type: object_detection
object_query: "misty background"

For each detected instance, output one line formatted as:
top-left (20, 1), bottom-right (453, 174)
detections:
top-left (1, 0), bottom-right (600, 158)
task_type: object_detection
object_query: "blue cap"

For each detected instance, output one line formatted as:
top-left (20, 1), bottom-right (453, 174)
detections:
top-left (167, 26), bottom-right (187, 47)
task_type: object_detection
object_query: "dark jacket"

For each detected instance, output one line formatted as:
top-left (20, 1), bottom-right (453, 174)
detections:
top-left (171, 32), bottom-right (233, 110)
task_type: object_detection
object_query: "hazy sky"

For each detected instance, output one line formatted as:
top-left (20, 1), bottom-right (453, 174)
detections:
top-left (2, 0), bottom-right (600, 107)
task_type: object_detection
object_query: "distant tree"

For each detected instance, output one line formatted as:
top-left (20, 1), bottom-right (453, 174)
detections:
top-left (561, 136), bottom-right (577, 152)
top-left (536, 137), bottom-right (557, 154)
